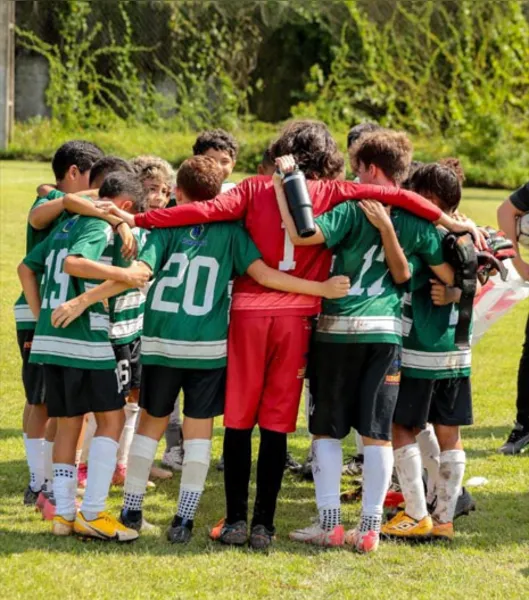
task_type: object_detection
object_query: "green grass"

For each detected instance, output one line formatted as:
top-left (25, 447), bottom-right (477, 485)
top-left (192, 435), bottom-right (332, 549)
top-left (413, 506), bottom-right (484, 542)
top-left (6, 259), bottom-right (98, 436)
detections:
top-left (1, 161), bottom-right (528, 599)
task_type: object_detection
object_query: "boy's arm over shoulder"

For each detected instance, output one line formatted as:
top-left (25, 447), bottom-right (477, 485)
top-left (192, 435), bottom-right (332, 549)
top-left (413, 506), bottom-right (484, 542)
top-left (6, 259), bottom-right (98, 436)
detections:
top-left (316, 201), bottom-right (358, 249)
top-left (28, 189), bottom-right (66, 230)
top-left (137, 228), bottom-right (169, 277)
top-left (134, 177), bottom-right (254, 230)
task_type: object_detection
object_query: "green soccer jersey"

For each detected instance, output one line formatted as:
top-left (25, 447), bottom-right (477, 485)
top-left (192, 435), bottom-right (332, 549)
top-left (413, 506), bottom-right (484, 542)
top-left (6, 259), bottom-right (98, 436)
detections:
top-left (15, 190), bottom-right (67, 330)
top-left (315, 203), bottom-right (444, 345)
top-left (108, 228), bottom-right (148, 346)
top-left (25, 215), bottom-right (116, 370)
top-left (401, 249), bottom-right (471, 380)
top-left (139, 222), bottom-right (261, 369)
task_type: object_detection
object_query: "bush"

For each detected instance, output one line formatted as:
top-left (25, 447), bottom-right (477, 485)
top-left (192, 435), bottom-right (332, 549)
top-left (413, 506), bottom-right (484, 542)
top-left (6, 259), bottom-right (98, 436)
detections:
top-left (3, 118), bottom-right (527, 190)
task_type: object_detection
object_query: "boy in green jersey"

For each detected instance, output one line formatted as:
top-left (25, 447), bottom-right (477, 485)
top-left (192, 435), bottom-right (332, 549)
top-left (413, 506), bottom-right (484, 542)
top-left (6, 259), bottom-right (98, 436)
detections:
top-left (16, 141), bottom-right (104, 507)
top-left (18, 172), bottom-right (150, 542)
top-left (383, 160), bottom-right (475, 542)
top-left (275, 132), bottom-right (454, 553)
top-left (51, 155), bottom-right (350, 543)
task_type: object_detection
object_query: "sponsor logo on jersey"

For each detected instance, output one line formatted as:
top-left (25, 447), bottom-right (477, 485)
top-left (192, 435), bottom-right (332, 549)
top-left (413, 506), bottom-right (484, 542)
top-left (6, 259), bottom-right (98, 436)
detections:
top-left (184, 224), bottom-right (207, 247)
top-left (54, 215), bottom-right (80, 240)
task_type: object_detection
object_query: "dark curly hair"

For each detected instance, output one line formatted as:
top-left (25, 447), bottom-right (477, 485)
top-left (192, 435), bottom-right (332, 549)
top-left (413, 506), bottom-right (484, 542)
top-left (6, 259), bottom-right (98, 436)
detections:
top-left (408, 160), bottom-right (463, 214)
top-left (269, 120), bottom-right (344, 180)
top-left (192, 129), bottom-right (239, 160)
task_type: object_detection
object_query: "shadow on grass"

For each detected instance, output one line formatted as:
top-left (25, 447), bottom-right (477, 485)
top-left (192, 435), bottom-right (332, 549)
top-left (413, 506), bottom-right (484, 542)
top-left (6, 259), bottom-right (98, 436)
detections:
top-left (0, 428), bottom-right (23, 441)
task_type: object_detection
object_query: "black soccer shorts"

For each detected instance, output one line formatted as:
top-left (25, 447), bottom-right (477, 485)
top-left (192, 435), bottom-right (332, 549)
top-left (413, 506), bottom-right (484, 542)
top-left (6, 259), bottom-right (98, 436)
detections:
top-left (43, 364), bottom-right (125, 418)
top-left (17, 329), bottom-right (45, 405)
top-left (308, 340), bottom-right (401, 441)
top-left (112, 338), bottom-right (142, 395)
top-left (394, 375), bottom-right (473, 429)
top-left (139, 364), bottom-right (226, 419)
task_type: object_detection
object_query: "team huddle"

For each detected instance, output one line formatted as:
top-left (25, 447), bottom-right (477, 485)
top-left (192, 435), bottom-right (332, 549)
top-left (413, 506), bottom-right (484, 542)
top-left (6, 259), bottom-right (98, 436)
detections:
top-left (16, 120), bottom-right (491, 552)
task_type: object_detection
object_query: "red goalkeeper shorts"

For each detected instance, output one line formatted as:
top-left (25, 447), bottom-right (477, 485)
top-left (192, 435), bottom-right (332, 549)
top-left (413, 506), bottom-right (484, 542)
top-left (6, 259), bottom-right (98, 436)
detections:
top-left (224, 312), bottom-right (312, 433)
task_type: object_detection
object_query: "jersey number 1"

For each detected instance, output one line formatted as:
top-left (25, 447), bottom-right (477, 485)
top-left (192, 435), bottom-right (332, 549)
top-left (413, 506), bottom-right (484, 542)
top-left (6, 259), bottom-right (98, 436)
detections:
top-left (279, 225), bottom-right (296, 271)
top-left (41, 248), bottom-right (70, 309)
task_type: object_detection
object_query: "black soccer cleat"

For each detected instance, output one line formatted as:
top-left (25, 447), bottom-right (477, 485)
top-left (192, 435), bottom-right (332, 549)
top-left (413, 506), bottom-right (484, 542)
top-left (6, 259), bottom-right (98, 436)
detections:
top-left (285, 451), bottom-right (302, 473)
top-left (119, 508), bottom-right (156, 532)
top-left (342, 454), bottom-right (364, 477)
top-left (24, 485), bottom-right (40, 506)
top-left (216, 454), bottom-right (225, 472)
top-left (300, 452), bottom-right (314, 481)
top-left (453, 487), bottom-right (476, 520)
top-left (498, 422), bottom-right (529, 455)
top-left (209, 518), bottom-right (248, 546)
top-left (167, 515), bottom-right (193, 544)
top-left (249, 524), bottom-right (274, 551)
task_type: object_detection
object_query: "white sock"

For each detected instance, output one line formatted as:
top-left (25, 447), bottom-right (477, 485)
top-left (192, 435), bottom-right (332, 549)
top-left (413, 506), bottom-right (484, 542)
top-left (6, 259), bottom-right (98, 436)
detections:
top-left (79, 413), bottom-right (97, 464)
top-left (361, 445), bottom-right (394, 533)
top-left (123, 434), bottom-right (158, 512)
top-left (53, 463), bottom-right (77, 520)
top-left (394, 444), bottom-right (428, 521)
top-left (355, 430), bottom-right (364, 456)
top-left (23, 433), bottom-right (30, 482)
top-left (26, 437), bottom-right (45, 492)
top-left (416, 425), bottom-right (440, 504)
top-left (177, 439), bottom-right (212, 522)
top-left (43, 440), bottom-right (54, 494)
top-left (312, 439), bottom-right (342, 530)
top-left (117, 403), bottom-right (140, 467)
top-left (81, 436), bottom-right (119, 520)
top-left (433, 450), bottom-right (466, 524)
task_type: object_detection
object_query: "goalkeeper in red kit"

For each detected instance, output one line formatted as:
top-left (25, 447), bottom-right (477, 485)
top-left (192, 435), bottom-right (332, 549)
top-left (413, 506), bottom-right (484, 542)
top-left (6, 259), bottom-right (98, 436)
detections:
top-left (108, 120), bottom-right (481, 550)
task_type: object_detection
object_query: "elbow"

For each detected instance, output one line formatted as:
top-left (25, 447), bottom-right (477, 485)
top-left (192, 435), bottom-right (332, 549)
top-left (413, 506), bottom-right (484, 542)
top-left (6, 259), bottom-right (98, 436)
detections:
top-left (395, 269), bottom-right (411, 285)
top-left (63, 256), bottom-right (77, 276)
top-left (28, 213), bottom-right (45, 230)
top-left (17, 262), bottom-right (28, 281)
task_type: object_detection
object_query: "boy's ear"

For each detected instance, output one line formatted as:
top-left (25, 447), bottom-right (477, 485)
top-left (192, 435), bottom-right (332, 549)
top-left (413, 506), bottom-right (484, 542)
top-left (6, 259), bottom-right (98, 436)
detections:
top-left (175, 188), bottom-right (184, 204)
top-left (65, 165), bottom-right (79, 181)
top-left (121, 200), bottom-right (133, 213)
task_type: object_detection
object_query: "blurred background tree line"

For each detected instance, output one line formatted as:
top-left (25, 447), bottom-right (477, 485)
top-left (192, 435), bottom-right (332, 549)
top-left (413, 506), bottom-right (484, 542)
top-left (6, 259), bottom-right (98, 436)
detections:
top-left (8, 0), bottom-right (529, 188)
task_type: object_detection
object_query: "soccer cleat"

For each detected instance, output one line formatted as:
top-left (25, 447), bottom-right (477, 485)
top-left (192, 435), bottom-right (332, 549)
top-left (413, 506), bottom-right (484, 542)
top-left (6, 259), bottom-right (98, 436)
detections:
top-left (112, 464), bottom-right (127, 486)
top-left (167, 515), bottom-right (193, 544)
top-left (381, 511), bottom-right (433, 539)
top-left (431, 519), bottom-right (454, 541)
top-left (285, 452), bottom-right (302, 473)
top-left (24, 485), bottom-right (40, 506)
top-left (249, 524), bottom-right (275, 551)
top-left (216, 454), bottom-right (225, 472)
top-left (289, 522), bottom-right (345, 547)
top-left (52, 515), bottom-right (75, 536)
top-left (74, 511), bottom-right (139, 542)
top-left (119, 508), bottom-right (156, 532)
top-left (342, 454), bottom-right (364, 477)
top-left (77, 463), bottom-right (88, 488)
top-left (149, 465), bottom-right (173, 480)
top-left (42, 496), bottom-right (56, 521)
top-left (35, 490), bottom-right (48, 512)
top-left (345, 528), bottom-right (380, 553)
top-left (454, 487), bottom-right (476, 519)
top-left (209, 518), bottom-right (248, 546)
top-left (161, 446), bottom-right (184, 471)
top-left (498, 422), bottom-right (529, 455)
top-left (300, 452), bottom-right (314, 481)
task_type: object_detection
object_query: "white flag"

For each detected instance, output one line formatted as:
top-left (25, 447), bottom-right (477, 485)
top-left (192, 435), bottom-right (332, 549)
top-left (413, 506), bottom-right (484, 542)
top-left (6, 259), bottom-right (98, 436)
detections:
top-left (472, 260), bottom-right (529, 345)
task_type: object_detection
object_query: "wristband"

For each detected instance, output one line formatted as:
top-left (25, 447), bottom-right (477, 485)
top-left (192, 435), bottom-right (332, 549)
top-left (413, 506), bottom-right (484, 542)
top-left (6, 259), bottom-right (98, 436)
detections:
top-left (112, 220), bottom-right (125, 231)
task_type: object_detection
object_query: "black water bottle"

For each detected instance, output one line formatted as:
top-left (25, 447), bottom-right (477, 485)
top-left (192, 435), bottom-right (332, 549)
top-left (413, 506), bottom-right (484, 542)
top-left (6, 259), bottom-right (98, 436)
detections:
top-left (282, 167), bottom-right (316, 238)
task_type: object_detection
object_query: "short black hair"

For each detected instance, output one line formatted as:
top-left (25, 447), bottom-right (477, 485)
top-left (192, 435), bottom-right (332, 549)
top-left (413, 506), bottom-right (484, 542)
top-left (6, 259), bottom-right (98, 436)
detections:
top-left (99, 172), bottom-right (146, 213)
top-left (408, 162), bottom-right (463, 213)
top-left (51, 140), bottom-right (104, 180)
top-left (192, 129), bottom-right (239, 160)
top-left (347, 122), bottom-right (383, 149)
top-left (89, 156), bottom-right (134, 186)
top-left (401, 160), bottom-right (424, 190)
top-left (261, 148), bottom-right (275, 169)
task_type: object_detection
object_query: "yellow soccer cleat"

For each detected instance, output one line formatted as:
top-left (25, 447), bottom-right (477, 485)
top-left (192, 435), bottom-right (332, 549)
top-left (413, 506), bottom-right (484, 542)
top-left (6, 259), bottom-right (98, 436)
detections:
top-left (431, 519), bottom-right (454, 541)
top-left (52, 515), bottom-right (75, 536)
top-left (74, 511), bottom-right (139, 542)
top-left (381, 511), bottom-right (433, 540)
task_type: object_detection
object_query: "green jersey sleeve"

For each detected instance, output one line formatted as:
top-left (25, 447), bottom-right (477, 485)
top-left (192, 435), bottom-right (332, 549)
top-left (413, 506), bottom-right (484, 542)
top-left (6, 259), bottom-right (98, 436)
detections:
top-left (414, 222), bottom-right (444, 266)
top-left (30, 189), bottom-right (65, 211)
top-left (68, 218), bottom-right (113, 262)
top-left (231, 225), bottom-right (262, 275)
top-left (316, 202), bottom-right (358, 249)
top-left (138, 229), bottom-right (168, 276)
top-left (23, 237), bottom-right (49, 275)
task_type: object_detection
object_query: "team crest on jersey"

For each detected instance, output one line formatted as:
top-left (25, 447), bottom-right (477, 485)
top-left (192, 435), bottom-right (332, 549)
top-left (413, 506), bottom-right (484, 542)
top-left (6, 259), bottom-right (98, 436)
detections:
top-left (190, 225), bottom-right (204, 240)
top-left (54, 215), bottom-right (80, 240)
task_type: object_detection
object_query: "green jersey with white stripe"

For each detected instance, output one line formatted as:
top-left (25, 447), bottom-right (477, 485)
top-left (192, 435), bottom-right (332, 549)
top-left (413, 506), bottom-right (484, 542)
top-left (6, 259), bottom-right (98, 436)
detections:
top-left (315, 203), bottom-right (444, 344)
top-left (24, 215), bottom-right (116, 370)
top-left (139, 222), bottom-right (261, 369)
top-left (108, 228), bottom-right (148, 345)
top-left (401, 252), bottom-right (471, 379)
top-left (15, 190), bottom-right (66, 330)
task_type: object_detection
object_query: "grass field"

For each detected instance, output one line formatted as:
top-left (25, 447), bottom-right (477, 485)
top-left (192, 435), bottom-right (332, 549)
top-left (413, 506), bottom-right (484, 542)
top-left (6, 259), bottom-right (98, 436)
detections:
top-left (1, 161), bottom-right (528, 599)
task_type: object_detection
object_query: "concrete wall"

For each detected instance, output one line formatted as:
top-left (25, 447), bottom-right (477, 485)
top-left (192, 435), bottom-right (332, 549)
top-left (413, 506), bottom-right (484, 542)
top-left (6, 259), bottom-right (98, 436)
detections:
top-left (15, 54), bottom-right (51, 121)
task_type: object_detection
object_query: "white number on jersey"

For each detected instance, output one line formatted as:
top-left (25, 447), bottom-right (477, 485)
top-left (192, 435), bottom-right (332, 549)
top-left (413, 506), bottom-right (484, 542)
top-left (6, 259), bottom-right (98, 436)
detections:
top-left (116, 359), bottom-right (130, 388)
top-left (279, 224), bottom-right (296, 271)
top-left (41, 248), bottom-right (70, 309)
top-left (348, 244), bottom-right (388, 297)
top-left (151, 253), bottom-right (220, 316)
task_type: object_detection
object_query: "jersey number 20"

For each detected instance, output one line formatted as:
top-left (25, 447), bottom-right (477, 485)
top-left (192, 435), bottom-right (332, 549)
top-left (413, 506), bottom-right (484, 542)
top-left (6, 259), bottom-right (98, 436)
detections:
top-left (151, 253), bottom-right (219, 316)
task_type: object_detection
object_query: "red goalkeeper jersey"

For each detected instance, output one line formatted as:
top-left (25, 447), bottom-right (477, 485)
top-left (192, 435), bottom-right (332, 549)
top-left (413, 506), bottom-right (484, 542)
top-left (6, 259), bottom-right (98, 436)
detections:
top-left (134, 176), bottom-right (441, 317)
